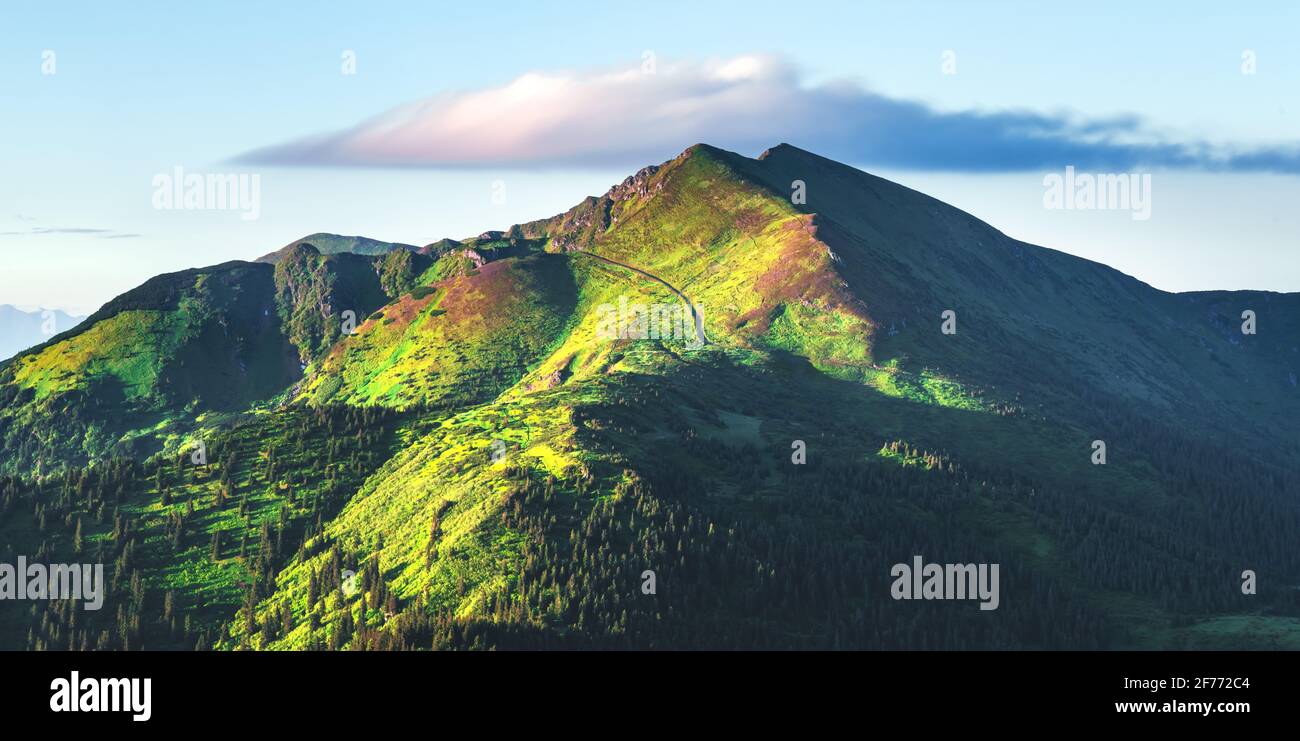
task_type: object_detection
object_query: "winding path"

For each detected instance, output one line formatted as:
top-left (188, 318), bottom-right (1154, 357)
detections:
top-left (572, 250), bottom-right (709, 347)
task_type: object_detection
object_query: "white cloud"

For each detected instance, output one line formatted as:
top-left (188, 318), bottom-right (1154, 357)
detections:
top-left (238, 54), bottom-right (1300, 174)
top-left (242, 55), bottom-right (809, 168)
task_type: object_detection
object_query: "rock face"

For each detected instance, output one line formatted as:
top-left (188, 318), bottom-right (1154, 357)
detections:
top-left (272, 243), bottom-right (389, 363)
top-left (460, 249), bottom-right (489, 268)
top-left (608, 165), bottom-right (662, 202)
top-left (510, 164), bottom-right (671, 253)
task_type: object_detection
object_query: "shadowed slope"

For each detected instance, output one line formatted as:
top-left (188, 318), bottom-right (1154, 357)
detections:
top-left (0, 262), bottom-right (300, 473)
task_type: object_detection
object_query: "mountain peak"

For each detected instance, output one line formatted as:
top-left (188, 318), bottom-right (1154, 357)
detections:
top-left (757, 142), bottom-right (801, 160)
top-left (675, 141), bottom-right (826, 167)
top-left (285, 241), bottom-right (322, 258)
top-left (678, 142), bottom-right (723, 158)
top-left (674, 142), bottom-right (749, 168)
top-left (256, 233), bottom-right (418, 264)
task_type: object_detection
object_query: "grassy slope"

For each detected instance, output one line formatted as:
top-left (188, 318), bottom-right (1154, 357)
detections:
top-left (297, 252), bottom-right (578, 409)
top-left (0, 263), bottom-right (300, 474)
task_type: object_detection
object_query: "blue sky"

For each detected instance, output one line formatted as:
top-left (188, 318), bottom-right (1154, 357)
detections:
top-left (3, 1), bottom-right (1298, 314)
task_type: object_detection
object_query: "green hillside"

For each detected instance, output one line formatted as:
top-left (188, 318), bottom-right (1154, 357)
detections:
top-left (3, 143), bottom-right (1298, 651)
top-left (298, 251), bottom-right (577, 409)
top-left (0, 262), bottom-right (300, 474)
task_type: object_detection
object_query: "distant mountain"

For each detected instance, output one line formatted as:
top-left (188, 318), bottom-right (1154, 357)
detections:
top-left (421, 237), bottom-right (463, 256)
top-left (0, 305), bottom-right (85, 362)
top-left (255, 232), bottom-right (419, 264)
top-left (3, 144), bottom-right (1298, 651)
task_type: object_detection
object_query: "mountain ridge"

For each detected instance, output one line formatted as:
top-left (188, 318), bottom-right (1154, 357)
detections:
top-left (256, 232), bottom-right (420, 265)
top-left (3, 142), bottom-right (1298, 651)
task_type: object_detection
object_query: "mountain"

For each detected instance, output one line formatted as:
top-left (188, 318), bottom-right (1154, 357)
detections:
top-left (0, 262), bottom-right (301, 473)
top-left (2, 144), bottom-right (1298, 651)
top-left (256, 232), bottom-right (419, 264)
top-left (0, 243), bottom-right (442, 473)
top-left (0, 305), bottom-right (85, 362)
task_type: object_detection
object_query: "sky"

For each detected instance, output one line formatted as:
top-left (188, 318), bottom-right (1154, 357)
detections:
top-left (2, 1), bottom-right (1298, 315)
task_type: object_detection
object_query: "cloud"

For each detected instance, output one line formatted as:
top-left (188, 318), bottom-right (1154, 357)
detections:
top-left (238, 54), bottom-right (1300, 174)
top-left (0, 226), bottom-right (141, 239)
